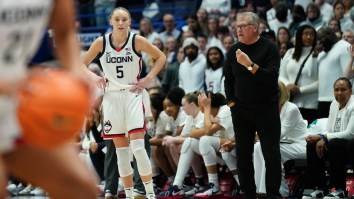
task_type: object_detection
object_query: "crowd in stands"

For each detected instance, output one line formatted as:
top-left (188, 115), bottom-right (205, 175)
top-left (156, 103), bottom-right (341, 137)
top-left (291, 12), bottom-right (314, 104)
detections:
top-left (7, 0), bottom-right (354, 199)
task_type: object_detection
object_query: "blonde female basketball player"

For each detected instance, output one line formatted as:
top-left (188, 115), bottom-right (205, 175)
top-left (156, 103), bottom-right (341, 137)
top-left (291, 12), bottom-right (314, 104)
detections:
top-left (0, 0), bottom-right (97, 198)
top-left (82, 7), bottom-right (166, 199)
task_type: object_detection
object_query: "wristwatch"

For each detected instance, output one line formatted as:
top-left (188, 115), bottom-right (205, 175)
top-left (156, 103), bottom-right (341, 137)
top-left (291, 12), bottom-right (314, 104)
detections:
top-left (247, 63), bottom-right (254, 71)
top-left (319, 133), bottom-right (324, 140)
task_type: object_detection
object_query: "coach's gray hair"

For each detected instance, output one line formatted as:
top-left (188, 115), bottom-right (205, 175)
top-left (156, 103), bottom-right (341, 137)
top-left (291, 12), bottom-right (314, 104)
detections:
top-left (237, 12), bottom-right (260, 25)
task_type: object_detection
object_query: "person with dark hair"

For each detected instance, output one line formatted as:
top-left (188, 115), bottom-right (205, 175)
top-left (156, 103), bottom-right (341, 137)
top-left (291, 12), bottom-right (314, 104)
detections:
top-left (151, 87), bottom-right (186, 191)
top-left (279, 24), bottom-right (318, 124)
top-left (288, 4), bottom-right (307, 38)
top-left (328, 18), bottom-right (343, 39)
top-left (277, 27), bottom-right (292, 48)
top-left (205, 47), bottom-right (224, 93)
top-left (332, 1), bottom-right (352, 32)
top-left (179, 38), bottom-right (206, 93)
top-left (184, 14), bottom-right (203, 37)
top-left (302, 3), bottom-right (327, 31)
top-left (310, 27), bottom-right (351, 118)
top-left (224, 12), bottom-right (282, 199)
top-left (303, 77), bottom-right (354, 199)
top-left (157, 91), bottom-right (235, 198)
top-left (268, 1), bottom-right (292, 35)
top-left (261, 28), bottom-right (277, 43)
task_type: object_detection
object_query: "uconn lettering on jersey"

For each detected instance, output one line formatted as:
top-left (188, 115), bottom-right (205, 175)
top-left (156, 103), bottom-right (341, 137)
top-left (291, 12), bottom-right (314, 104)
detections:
top-left (0, 7), bottom-right (45, 24)
top-left (106, 52), bottom-right (133, 63)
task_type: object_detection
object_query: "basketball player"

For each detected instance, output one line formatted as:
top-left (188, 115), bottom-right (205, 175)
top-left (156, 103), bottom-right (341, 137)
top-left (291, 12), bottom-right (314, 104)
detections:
top-left (81, 7), bottom-right (166, 199)
top-left (0, 0), bottom-right (97, 198)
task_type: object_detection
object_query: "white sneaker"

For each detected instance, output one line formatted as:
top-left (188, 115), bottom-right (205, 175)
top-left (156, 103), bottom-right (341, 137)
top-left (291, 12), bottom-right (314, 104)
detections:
top-left (118, 182), bottom-right (124, 192)
top-left (194, 183), bottom-right (222, 198)
top-left (184, 184), bottom-right (203, 196)
top-left (133, 188), bottom-right (146, 198)
top-left (302, 189), bottom-right (324, 199)
top-left (324, 189), bottom-right (346, 198)
top-left (105, 189), bottom-right (117, 199)
top-left (18, 185), bottom-right (34, 195)
top-left (30, 187), bottom-right (46, 195)
top-left (146, 192), bottom-right (156, 199)
top-left (7, 183), bottom-right (17, 193)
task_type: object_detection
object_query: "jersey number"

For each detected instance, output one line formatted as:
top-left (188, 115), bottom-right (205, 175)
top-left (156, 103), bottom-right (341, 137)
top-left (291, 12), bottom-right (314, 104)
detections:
top-left (116, 65), bottom-right (124, 78)
top-left (208, 81), bottom-right (214, 91)
top-left (4, 31), bottom-right (33, 63)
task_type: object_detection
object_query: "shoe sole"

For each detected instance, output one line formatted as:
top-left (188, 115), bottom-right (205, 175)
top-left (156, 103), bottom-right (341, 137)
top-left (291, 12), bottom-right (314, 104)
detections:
top-left (156, 195), bottom-right (184, 199)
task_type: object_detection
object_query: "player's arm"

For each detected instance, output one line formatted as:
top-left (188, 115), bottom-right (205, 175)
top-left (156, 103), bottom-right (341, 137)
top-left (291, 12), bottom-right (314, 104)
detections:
top-left (49, 0), bottom-right (82, 71)
top-left (81, 37), bottom-right (104, 82)
top-left (135, 35), bottom-right (166, 79)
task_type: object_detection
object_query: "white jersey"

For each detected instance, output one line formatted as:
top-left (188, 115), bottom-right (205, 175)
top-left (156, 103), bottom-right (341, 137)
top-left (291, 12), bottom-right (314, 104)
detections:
top-left (213, 105), bottom-right (234, 139)
top-left (205, 67), bottom-right (223, 93)
top-left (99, 32), bottom-right (143, 90)
top-left (0, 0), bottom-right (53, 80)
top-left (180, 111), bottom-right (204, 137)
top-left (0, 0), bottom-right (54, 153)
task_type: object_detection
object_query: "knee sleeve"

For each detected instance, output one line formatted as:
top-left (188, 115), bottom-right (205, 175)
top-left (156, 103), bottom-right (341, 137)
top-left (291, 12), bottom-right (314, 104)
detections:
top-left (199, 136), bottom-right (217, 166)
top-left (221, 150), bottom-right (237, 171)
top-left (130, 139), bottom-right (151, 176)
top-left (181, 137), bottom-right (200, 154)
top-left (180, 137), bottom-right (192, 154)
top-left (116, 147), bottom-right (133, 177)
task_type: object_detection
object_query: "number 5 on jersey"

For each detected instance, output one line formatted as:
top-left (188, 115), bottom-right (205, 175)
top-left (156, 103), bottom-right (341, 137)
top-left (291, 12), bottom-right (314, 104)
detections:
top-left (116, 65), bottom-right (124, 78)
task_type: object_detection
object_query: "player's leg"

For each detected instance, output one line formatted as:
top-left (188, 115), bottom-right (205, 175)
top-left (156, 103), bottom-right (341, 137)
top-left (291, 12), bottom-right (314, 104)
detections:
top-left (2, 143), bottom-right (97, 199)
top-left (113, 137), bottom-right (134, 198)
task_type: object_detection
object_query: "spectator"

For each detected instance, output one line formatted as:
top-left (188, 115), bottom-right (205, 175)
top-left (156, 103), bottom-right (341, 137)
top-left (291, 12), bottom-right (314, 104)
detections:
top-left (179, 38), bottom-right (206, 93)
top-left (197, 34), bottom-right (208, 55)
top-left (199, 0), bottom-right (232, 17)
top-left (314, 0), bottom-right (333, 24)
top-left (196, 8), bottom-right (209, 36)
top-left (206, 17), bottom-right (222, 49)
top-left (268, 1), bottom-right (292, 35)
top-left (310, 27), bottom-right (351, 118)
top-left (205, 47), bottom-right (224, 93)
top-left (222, 34), bottom-right (236, 56)
top-left (95, 0), bottom-right (116, 27)
top-left (332, 1), bottom-right (352, 32)
top-left (302, 77), bottom-right (354, 199)
top-left (342, 29), bottom-right (354, 45)
top-left (328, 18), bottom-right (343, 39)
top-left (301, 3), bottom-right (327, 31)
top-left (260, 28), bottom-right (277, 43)
top-left (288, 5), bottom-right (306, 38)
top-left (183, 15), bottom-right (203, 37)
top-left (276, 27), bottom-right (292, 48)
top-left (165, 36), bottom-right (178, 64)
top-left (159, 13), bottom-right (182, 45)
top-left (161, 47), bottom-right (185, 93)
top-left (254, 81), bottom-right (309, 197)
top-left (279, 41), bottom-right (293, 58)
top-left (279, 25), bottom-right (318, 124)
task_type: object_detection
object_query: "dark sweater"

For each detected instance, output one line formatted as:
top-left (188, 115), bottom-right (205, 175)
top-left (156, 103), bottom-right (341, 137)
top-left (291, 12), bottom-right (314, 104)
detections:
top-left (224, 37), bottom-right (280, 112)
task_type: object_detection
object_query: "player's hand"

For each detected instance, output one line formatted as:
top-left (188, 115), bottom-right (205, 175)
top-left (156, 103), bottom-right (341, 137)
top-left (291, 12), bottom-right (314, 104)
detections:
top-left (316, 140), bottom-right (326, 158)
top-left (220, 140), bottom-right (235, 152)
top-left (90, 142), bottom-right (98, 153)
top-left (198, 93), bottom-right (211, 108)
top-left (129, 76), bottom-right (153, 93)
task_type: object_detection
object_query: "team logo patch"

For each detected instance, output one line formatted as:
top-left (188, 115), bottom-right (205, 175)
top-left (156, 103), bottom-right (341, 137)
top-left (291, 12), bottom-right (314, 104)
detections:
top-left (104, 120), bottom-right (112, 133)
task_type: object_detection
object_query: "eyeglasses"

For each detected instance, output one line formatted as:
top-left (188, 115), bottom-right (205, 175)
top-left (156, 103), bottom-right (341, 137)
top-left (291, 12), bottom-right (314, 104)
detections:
top-left (234, 24), bottom-right (254, 31)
